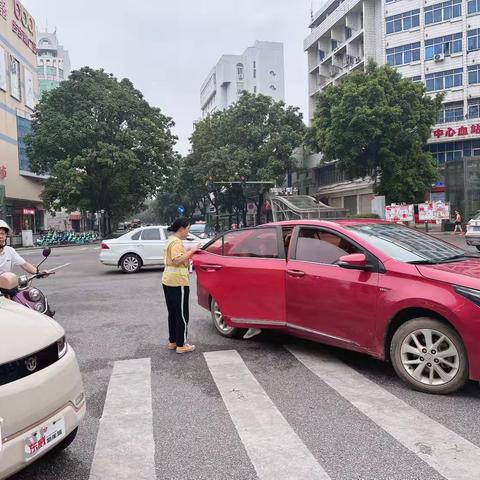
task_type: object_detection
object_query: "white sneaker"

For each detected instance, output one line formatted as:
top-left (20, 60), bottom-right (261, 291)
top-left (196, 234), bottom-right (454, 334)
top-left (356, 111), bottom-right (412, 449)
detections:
top-left (243, 328), bottom-right (262, 340)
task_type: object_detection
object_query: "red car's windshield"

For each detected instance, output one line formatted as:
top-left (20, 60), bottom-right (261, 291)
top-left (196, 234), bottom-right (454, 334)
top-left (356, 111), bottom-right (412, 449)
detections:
top-left (346, 223), bottom-right (465, 263)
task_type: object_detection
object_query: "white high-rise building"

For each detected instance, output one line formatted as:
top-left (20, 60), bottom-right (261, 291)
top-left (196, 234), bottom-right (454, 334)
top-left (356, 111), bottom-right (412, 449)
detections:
top-left (303, 0), bottom-right (480, 214)
top-left (37, 30), bottom-right (71, 96)
top-left (200, 41), bottom-right (285, 117)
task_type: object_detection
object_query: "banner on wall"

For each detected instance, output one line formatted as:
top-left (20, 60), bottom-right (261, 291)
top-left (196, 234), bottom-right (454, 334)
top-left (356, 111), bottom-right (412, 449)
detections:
top-left (0, 46), bottom-right (6, 91)
top-left (385, 204), bottom-right (414, 222)
top-left (418, 202), bottom-right (450, 221)
top-left (24, 68), bottom-right (34, 109)
top-left (9, 56), bottom-right (20, 100)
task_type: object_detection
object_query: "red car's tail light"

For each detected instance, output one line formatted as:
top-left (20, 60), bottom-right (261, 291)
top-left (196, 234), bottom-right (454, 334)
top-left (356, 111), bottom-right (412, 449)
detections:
top-left (101, 243), bottom-right (110, 250)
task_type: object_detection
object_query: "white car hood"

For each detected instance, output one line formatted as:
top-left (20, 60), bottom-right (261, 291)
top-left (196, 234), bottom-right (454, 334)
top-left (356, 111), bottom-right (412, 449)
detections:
top-left (0, 298), bottom-right (64, 364)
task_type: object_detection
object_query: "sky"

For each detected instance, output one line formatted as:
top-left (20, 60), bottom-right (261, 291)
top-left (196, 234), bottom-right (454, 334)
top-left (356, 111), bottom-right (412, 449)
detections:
top-left (23, 0), bottom-right (324, 155)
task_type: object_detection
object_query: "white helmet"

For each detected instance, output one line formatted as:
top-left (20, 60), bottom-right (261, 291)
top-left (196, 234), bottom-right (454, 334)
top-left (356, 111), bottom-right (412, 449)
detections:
top-left (0, 220), bottom-right (10, 234)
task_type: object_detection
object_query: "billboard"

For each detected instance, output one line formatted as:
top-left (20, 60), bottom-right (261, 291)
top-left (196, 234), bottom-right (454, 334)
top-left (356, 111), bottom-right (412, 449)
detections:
top-left (0, 46), bottom-right (6, 91)
top-left (385, 204), bottom-right (414, 222)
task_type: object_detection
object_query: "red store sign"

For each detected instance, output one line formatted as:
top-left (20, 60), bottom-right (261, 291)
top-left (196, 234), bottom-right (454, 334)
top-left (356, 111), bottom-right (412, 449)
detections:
top-left (22, 208), bottom-right (35, 215)
top-left (11, 0), bottom-right (37, 54)
top-left (432, 124), bottom-right (480, 139)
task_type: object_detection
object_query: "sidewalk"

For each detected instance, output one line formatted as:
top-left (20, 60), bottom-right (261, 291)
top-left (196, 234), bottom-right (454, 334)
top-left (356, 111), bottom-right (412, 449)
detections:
top-left (16, 241), bottom-right (100, 251)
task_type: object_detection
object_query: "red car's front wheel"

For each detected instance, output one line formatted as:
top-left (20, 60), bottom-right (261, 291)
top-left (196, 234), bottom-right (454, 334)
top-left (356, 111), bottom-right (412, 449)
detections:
top-left (391, 318), bottom-right (469, 394)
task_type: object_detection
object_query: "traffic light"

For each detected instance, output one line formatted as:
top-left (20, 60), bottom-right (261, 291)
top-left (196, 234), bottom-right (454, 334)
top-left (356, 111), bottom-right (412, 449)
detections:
top-left (240, 175), bottom-right (246, 188)
top-left (207, 176), bottom-right (215, 193)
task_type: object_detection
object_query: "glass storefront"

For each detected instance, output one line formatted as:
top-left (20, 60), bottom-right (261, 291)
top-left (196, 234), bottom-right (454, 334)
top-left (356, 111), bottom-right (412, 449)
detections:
top-left (445, 156), bottom-right (480, 220)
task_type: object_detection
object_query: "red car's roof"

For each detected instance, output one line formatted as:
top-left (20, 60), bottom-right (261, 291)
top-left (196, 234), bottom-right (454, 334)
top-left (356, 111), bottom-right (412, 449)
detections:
top-left (267, 219), bottom-right (389, 228)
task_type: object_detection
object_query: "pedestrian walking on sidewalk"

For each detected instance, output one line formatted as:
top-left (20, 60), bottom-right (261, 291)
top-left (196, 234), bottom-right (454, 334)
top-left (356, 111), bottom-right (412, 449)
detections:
top-left (162, 217), bottom-right (200, 354)
top-left (454, 211), bottom-right (463, 235)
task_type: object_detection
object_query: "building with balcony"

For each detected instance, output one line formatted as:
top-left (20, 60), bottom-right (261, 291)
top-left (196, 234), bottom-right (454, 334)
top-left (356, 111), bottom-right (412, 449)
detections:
top-left (37, 30), bottom-right (71, 95)
top-left (200, 41), bottom-right (285, 117)
top-left (0, 0), bottom-right (45, 237)
top-left (303, 0), bottom-right (480, 217)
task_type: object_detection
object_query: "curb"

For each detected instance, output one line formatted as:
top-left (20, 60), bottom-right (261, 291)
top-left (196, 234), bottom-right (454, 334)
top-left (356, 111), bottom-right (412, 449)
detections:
top-left (16, 241), bottom-right (101, 251)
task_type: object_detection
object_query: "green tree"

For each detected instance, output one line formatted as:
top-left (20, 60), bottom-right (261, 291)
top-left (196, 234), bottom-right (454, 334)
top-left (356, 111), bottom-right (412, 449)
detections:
top-left (190, 93), bottom-right (305, 224)
top-left (27, 67), bottom-right (177, 233)
top-left (306, 63), bottom-right (442, 203)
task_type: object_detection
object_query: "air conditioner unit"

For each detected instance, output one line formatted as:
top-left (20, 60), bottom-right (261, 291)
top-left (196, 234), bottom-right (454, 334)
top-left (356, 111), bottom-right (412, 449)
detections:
top-left (434, 53), bottom-right (445, 62)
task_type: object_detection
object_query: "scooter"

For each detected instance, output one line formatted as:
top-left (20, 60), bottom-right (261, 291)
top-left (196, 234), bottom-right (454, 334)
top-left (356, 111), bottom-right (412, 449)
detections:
top-left (0, 248), bottom-right (61, 318)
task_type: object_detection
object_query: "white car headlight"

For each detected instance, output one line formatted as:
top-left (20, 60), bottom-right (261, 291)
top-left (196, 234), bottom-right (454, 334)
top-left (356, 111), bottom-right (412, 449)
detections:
top-left (57, 336), bottom-right (68, 359)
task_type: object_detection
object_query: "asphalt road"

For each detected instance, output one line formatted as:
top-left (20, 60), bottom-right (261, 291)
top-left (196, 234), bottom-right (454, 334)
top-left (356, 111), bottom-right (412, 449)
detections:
top-left (7, 238), bottom-right (480, 480)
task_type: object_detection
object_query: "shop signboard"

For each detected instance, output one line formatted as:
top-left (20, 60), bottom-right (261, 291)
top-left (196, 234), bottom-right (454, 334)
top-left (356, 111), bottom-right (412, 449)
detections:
top-left (385, 204), bottom-right (414, 222)
top-left (22, 208), bottom-right (35, 215)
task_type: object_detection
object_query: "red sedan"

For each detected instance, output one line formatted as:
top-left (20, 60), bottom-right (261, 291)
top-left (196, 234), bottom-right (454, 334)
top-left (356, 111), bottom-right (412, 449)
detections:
top-left (193, 219), bottom-right (480, 394)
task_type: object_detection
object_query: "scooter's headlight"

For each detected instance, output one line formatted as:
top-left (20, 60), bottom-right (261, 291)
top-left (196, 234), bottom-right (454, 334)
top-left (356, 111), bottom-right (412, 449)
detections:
top-left (33, 302), bottom-right (45, 312)
top-left (28, 288), bottom-right (42, 302)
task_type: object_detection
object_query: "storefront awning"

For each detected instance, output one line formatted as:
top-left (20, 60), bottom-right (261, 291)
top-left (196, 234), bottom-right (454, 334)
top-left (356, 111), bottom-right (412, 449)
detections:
top-left (69, 212), bottom-right (81, 221)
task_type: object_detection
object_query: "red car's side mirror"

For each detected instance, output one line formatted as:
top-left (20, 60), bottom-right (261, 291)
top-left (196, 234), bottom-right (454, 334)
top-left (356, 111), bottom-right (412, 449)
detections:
top-left (338, 253), bottom-right (368, 270)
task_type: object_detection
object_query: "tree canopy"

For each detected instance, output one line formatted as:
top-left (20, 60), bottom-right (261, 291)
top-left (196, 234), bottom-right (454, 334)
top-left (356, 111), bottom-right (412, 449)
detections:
top-left (306, 63), bottom-right (442, 203)
top-left (27, 67), bottom-right (177, 231)
top-left (187, 92), bottom-right (306, 223)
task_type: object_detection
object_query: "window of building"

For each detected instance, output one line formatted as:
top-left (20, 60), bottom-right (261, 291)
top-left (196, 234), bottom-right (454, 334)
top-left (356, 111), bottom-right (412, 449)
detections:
top-left (237, 82), bottom-right (244, 95)
top-left (269, 85), bottom-right (277, 90)
top-left (425, 68), bottom-right (463, 91)
top-left (411, 75), bottom-right (422, 82)
top-left (425, 33), bottom-right (462, 59)
top-left (468, 64), bottom-right (480, 84)
top-left (468, 98), bottom-right (480, 118)
top-left (236, 63), bottom-right (244, 81)
top-left (17, 116), bottom-right (32, 172)
top-left (223, 228), bottom-right (279, 258)
top-left (438, 102), bottom-right (464, 123)
top-left (253, 61), bottom-right (256, 79)
top-left (468, 28), bottom-right (480, 51)
top-left (385, 9), bottom-right (420, 34)
top-left (425, 0), bottom-right (462, 25)
top-left (386, 42), bottom-right (421, 66)
top-left (331, 39), bottom-right (338, 50)
top-left (319, 50), bottom-right (325, 61)
top-left (468, 0), bottom-right (480, 14)
top-left (428, 140), bottom-right (480, 163)
top-left (345, 26), bottom-right (352, 39)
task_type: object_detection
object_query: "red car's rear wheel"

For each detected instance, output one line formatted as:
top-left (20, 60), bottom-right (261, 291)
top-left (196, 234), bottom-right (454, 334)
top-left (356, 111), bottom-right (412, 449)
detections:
top-left (210, 298), bottom-right (245, 338)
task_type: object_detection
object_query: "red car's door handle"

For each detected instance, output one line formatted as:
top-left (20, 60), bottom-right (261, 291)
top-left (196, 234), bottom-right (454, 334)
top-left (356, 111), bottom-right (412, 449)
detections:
top-left (287, 269), bottom-right (305, 278)
top-left (200, 264), bottom-right (223, 272)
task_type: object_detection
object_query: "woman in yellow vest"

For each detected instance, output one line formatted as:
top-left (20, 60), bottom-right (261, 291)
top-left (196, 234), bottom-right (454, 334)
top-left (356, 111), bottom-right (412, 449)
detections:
top-left (162, 217), bottom-right (200, 354)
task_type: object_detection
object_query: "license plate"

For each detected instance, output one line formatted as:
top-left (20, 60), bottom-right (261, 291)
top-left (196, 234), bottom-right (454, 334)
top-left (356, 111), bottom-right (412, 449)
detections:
top-left (24, 417), bottom-right (65, 460)
top-left (473, 226), bottom-right (480, 231)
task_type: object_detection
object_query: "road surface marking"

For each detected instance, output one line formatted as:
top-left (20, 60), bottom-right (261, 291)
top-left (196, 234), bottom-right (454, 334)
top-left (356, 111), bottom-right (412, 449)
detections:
top-left (89, 358), bottom-right (155, 480)
top-left (287, 345), bottom-right (480, 480)
top-left (204, 350), bottom-right (331, 480)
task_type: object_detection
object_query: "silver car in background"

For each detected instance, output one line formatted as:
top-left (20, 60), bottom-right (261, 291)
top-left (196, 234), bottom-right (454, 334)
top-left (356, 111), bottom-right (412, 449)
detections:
top-left (466, 211), bottom-right (480, 251)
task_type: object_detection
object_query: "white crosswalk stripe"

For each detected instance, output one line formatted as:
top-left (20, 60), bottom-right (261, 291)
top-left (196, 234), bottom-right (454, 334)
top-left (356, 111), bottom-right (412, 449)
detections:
top-left (86, 348), bottom-right (480, 480)
top-left (288, 345), bottom-right (480, 480)
top-left (204, 350), bottom-right (331, 480)
top-left (89, 358), bottom-right (155, 480)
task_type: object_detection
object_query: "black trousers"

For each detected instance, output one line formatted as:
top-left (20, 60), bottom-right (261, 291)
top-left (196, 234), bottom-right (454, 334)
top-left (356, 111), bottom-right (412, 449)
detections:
top-left (163, 285), bottom-right (190, 347)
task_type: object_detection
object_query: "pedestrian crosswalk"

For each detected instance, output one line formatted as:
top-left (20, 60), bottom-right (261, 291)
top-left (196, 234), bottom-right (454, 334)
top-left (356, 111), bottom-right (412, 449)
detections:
top-left (90, 346), bottom-right (480, 480)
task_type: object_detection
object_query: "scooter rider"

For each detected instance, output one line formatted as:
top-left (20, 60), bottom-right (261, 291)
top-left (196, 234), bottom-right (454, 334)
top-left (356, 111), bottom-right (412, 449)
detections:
top-left (0, 220), bottom-right (42, 275)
